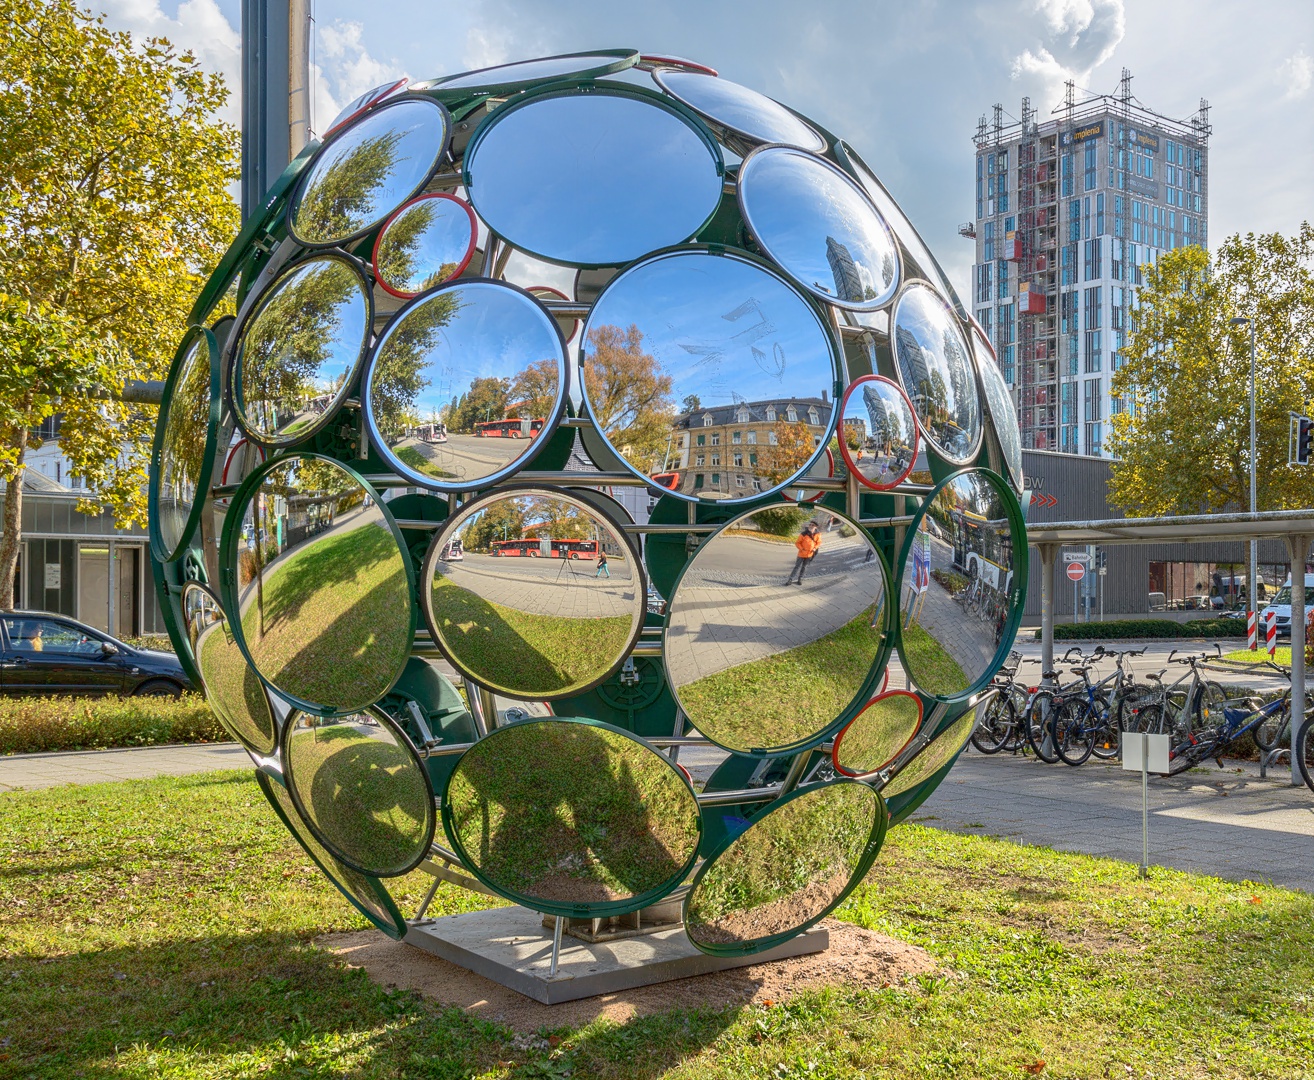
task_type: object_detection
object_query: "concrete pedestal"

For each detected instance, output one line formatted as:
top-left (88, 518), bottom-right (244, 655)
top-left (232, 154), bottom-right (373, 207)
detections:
top-left (404, 906), bottom-right (829, 1004)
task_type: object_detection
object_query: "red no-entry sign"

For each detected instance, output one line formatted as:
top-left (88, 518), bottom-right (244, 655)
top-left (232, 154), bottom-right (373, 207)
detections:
top-left (1066, 562), bottom-right (1086, 581)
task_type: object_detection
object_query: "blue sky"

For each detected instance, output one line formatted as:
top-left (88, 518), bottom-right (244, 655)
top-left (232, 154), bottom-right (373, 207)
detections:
top-left (95, 0), bottom-right (1312, 299)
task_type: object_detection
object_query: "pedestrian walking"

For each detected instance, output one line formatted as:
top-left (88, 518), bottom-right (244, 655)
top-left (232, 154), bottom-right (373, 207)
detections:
top-left (784, 522), bottom-right (822, 585)
top-left (596, 550), bottom-right (610, 578)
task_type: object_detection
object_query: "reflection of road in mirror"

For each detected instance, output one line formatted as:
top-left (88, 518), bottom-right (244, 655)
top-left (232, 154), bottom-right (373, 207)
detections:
top-left (387, 428), bottom-right (541, 482)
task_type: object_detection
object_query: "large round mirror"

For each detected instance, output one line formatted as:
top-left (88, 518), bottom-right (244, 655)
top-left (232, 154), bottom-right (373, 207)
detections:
top-left (652, 70), bottom-right (825, 152)
top-left (897, 469), bottom-right (1024, 700)
top-left (972, 330), bottom-right (1024, 492)
top-left (881, 708), bottom-right (976, 800)
top-left (363, 280), bottom-right (567, 491)
top-left (422, 489), bottom-right (644, 698)
top-left (231, 255), bottom-right (371, 447)
top-left (832, 691), bottom-right (923, 778)
top-left (684, 779), bottom-right (884, 955)
top-left (324, 78), bottom-right (408, 136)
top-left (665, 505), bottom-right (887, 754)
top-left (463, 87), bottom-right (723, 268)
top-left (738, 146), bottom-right (898, 311)
top-left (153, 328), bottom-right (219, 560)
top-left (443, 718), bottom-right (701, 916)
top-left (837, 375), bottom-right (919, 490)
top-left (580, 248), bottom-right (838, 502)
top-left (256, 770), bottom-right (408, 938)
top-left (221, 455), bottom-right (414, 713)
top-left (182, 582), bottom-right (277, 757)
top-left (373, 193), bottom-right (477, 297)
top-left (418, 50), bottom-right (639, 94)
top-left (290, 98), bottom-right (449, 246)
top-left (891, 283), bottom-right (981, 465)
top-left (282, 708), bottom-right (436, 877)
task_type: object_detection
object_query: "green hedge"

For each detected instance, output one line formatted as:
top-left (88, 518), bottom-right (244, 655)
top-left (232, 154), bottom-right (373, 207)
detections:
top-left (0, 694), bottom-right (225, 755)
top-left (1032, 617), bottom-right (1248, 641)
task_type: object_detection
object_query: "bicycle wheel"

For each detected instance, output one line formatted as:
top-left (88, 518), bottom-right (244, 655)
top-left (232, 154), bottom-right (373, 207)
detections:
top-left (1194, 681), bottom-right (1227, 728)
top-left (1090, 698), bottom-right (1121, 760)
top-left (971, 694), bottom-right (1015, 754)
top-left (1026, 691), bottom-right (1061, 763)
top-left (1056, 700), bottom-right (1095, 766)
top-left (1254, 694), bottom-right (1290, 753)
top-left (1131, 702), bottom-right (1164, 737)
top-left (1297, 717), bottom-right (1314, 794)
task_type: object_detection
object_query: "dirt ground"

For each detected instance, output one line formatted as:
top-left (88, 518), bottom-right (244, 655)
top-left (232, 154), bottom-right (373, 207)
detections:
top-left (319, 919), bottom-right (936, 1033)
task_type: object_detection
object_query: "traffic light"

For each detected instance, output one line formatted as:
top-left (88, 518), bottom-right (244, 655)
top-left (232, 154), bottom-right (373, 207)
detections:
top-left (1299, 416), bottom-right (1314, 466)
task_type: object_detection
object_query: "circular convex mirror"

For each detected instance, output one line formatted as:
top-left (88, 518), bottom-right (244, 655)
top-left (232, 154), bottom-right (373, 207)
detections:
top-left (781, 446), bottom-right (832, 504)
top-left (422, 489), bottom-right (644, 698)
top-left (898, 469), bottom-right (1023, 700)
top-left (181, 582), bottom-right (277, 757)
top-left (373, 193), bottom-right (477, 297)
top-left (837, 375), bottom-right (919, 490)
top-left (580, 248), bottom-right (839, 503)
top-left (443, 717), bottom-right (701, 917)
top-left (282, 708), bottom-right (436, 877)
top-left (221, 454), bottom-right (414, 714)
top-left (653, 70), bottom-right (825, 152)
top-left (665, 504), bottom-right (887, 754)
top-left (684, 778), bottom-right (885, 956)
top-left (891, 283), bottom-right (981, 464)
top-left (324, 78), bottom-right (408, 136)
top-left (255, 770), bottom-right (408, 938)
top-left (971, 330), bottom-right (1024, 493)
top-left (363, 280), bottom-right (568, 490)
top-left (231, 254), bottom-right (371, 447)
top-left (463, 86), bottom-right (724, 268)
top-left (152, 328), bottom-right (220, 561)
top-left (881, 708), bottom-right (976, 800)
top-left (289, 97), bottom-right (450, 246)
top-left (738, 146), bottom-right (899, 310)
top-left (832, 691), bottom-right (923, 778)
top-left (415, 49), bottom-right (640, 94)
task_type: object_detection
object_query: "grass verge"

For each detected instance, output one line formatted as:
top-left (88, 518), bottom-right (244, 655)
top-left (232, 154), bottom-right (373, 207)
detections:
top-left (900, 621), bottom-right (970, 698)
top-left (1, 771), bottom-right (1312, 1078)
top-left (1225, 647), bottom-right (1291, 665)
top-left (0, 694), bottom-right (224, 755)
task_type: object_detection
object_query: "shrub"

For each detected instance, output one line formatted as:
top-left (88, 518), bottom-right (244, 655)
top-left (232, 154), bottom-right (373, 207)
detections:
top-left (1032, 617), bottom-right (1249, 641)
top-left (932, 568), bottom-right (969, 594)
top-left (0, 694), bottom-right (224, 755)
top-left (120, 635), bottom-right (175, 653)
top-left (753, 506), bottom-right (812, 536)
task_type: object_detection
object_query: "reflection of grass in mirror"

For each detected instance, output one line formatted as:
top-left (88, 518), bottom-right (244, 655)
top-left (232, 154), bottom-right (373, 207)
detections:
top-left (393, 444), bottom-right (457, 479)
top-left (196, 625), bottom-right (274, 751)
top-left (242, 518), bottom-right (410, 708)
top-left (430, 576), bottom-right (632, 695)
top-left (678, 604), bottom-right (881, 751)
top-left (447, 723), bottom-right (698, 904)
top-left (901, 622), bottom-right (969, 698)
top-left (882, 711), bottom-right (974, 798)
top-left (837, 695), bottom-right (920, 775)
top-left (688, 782), bottom-right (873, 944)
top-left (286, 722), bottom-right (430, 874)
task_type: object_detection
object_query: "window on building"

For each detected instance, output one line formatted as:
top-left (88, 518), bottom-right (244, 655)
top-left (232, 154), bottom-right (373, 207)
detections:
top-left (696, 433), bottom-right (705, 446)
top-left (1069, 199), bottom-right (1081, 242)
top-left (1061, 152), bottom-right (1073, 197)
top-left (747, 430), bottom-right (757, 445)
top-left (732, 430), bottom-right (742, 444)
top-left (1084, 378), bottom-right (1103, 422)
top-left (999, 303), bottom-right (1014, 345)
top-left (1085, 422), bottom-right (1102, 455)
top-left (977, 263), bottom-right (992, 303)
top-left (695, 454), bottom-right (705, 466)
top-left (735, 474), bottom-right (746, 488)
top-left (808, 406), bottom-right (819, 425)
top-left (1083, 286), bottom-right (1102, 330)
top-left (710, 453), bottom-right (720, 466)
top-left (735, 406), bottom-right (749, 423)
top-left (765, 405), bottom-right (776, 421)
top-left (733, 452), bottom-right (743, 467)
top-left (694, 474), bottom-right (705, 488)
top-left (710, 432), bottom-right (720, 445)
top-left (702, 413), bottom-right (713, 427)
top-left (1084, 141), bottom-right (1098, 190)
top-left (1002, 344), bottom-right (1015, 384)
top-left (1096, 192), bottom-right (1105, 235)
top-left (768, 430), bottom-right (777, 445)
top-left (711, 473), bottom-right (719, 486)
top-left (749, 453), bottom-right (758, 466)
top-left (1084, 238), bottom-right (1102, 280)
top-left (785, 405), bottom-right (797, 422)
top-left (978, 308), bottom-right (992, 342)
top-left (1084, 331), bottom-right (1102, 372)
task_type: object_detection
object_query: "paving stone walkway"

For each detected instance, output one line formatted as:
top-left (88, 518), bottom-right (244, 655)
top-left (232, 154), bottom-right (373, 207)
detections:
top-left (0, 742), bottom-right (250, 792)
top-left (441, 553), bottom-right (638, 619)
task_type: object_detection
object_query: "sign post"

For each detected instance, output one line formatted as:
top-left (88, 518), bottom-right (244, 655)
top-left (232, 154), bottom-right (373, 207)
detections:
top-left (1122, 731), bottom-right (1170, 878)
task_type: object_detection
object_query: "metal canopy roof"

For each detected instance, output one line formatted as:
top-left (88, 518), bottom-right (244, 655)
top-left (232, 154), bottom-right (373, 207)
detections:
top-left (1026, 509), bottom-right (1314, 547)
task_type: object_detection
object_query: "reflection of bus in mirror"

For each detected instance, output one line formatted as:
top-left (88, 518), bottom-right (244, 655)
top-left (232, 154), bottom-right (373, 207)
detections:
top-left (492, 537), bottom-right (599, 560)
top-left (474, 417), bottom-right (545, 439)
top-left (952, 508), bottom-right (1012, 594)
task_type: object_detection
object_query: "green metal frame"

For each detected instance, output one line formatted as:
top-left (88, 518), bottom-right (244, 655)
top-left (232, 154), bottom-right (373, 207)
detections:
top-left (418, 49), bottom-right (640, 100)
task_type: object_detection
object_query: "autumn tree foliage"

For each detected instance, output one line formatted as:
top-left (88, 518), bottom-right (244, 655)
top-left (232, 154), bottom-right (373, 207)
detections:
top-left (582, 324), bottom-right (676, 473)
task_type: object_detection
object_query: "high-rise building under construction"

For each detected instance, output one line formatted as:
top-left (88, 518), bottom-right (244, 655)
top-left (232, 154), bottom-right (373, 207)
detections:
top-left (966, 71), bottom-right (1211, 456)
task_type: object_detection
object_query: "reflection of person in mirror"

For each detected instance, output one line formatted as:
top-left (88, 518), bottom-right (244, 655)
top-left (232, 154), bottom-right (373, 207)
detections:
top-left (595, 550), bottom-right (610, 578)
top-left (784, 523), bottom-right (822, 585)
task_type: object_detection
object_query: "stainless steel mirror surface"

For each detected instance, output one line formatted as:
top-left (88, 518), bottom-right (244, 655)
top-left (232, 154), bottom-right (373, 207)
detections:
top-left (445, 720), bottom-right (700, 909)
top-left (685, 780), bottom-right (876, 949)
top-left (290, 98), bottom-right (448, 245)
top-left (580, 250), bottom-right (837, 502)
top-left (424, 490), bottom-right (642, 698)
top-left (421, 51), bottom-right (638, 92)
top-left (891, 284), bottom-right (980, 464)
top-left (364, 281), bottom-right (565, 489)
top-left (183, 583), bottom-right (276, 756)
top-left (156, 334), bottom-right (213, 557)
top-left (374, 194), bottom-right (476, 296)
top-left (325, 78), bottom-right (407, 135)
top-left (665, 505), bottom-right (885, 753)
top-left (464, 89), bottom-right (723, 267)
top-left (653, 70), bottom-right (825, 151)
top-left (972, 331), bottom-right (1024, 491)
top-left (738, 147), bottom-right (898, 310)
top-left (833, 691), bottom-right (922, 777)
top-left (227, 456), bottom-right (412, 712)
top-left (838, 375), bottom-right (918, 490)
top-left (882, 709), bottom-right (975, 799)
top-left (233, 256), bottom-right (370, 446)
top-left (899, 469), bottom-right (1018, 699)
top-left (283, 709), bottom-right (434, 876)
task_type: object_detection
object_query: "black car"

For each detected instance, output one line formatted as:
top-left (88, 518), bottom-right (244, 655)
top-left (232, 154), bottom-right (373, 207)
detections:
top-left (0, 611), bottom-right (191, 698)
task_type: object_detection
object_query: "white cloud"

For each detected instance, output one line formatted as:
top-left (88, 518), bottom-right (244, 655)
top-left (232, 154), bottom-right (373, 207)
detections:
top-left (311, 20), bottom-right (407, 136)
top-left (1279, 48), bottom-right (1312, 100)
top-left (1011, 0), bottom-right (1126, 106)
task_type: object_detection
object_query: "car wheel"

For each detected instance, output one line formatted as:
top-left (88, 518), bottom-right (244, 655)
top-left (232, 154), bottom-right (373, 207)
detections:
top-left (134, 679), bottom-right (182, 699)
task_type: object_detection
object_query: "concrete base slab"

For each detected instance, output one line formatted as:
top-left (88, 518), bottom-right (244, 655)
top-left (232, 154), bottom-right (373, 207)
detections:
top-left (404, 906), bottom-right (829, 1004)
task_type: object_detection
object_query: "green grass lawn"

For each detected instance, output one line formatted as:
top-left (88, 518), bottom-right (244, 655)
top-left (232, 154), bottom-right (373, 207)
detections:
top-left (2, 771), bottom-right (1313, 1078)
top-left (1225, 646), bottom-right (1292, 665)
top-left (430, 575), bottom-right (634, 696)
top-left (394, 443), bottom-right (457, 480)
top-left (677, 604), bottom-right (883, 752)
top-left (900, 622), bottom-right (971, 698)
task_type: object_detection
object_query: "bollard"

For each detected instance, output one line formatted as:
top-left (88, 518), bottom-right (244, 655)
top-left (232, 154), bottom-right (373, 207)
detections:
top-left (1267, 611), bottom-right (1278, 657)
top-left (1248, 610), bottom-right (1257, 651)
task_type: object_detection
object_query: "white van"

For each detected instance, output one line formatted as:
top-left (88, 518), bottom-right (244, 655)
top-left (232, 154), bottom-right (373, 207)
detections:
top-left (1260, 574), bottom-right (1314, 638)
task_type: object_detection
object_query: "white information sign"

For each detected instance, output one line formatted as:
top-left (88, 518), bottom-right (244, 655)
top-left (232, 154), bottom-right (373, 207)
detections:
top-left (44, 563), bottom-right (61, 590)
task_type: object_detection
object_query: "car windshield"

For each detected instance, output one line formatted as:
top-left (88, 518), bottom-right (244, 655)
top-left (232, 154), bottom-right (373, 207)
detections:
top-left (1269, 587), bottom-right (1314, 606)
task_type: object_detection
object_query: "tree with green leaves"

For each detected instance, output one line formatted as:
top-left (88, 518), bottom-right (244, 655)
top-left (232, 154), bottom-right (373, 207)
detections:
top-left (508, 359), bottom-right (560, 421)
top-left (0, 0), bottom-right (240, 603)
top-left (582, 324), bottom-right (676, 473)
top-left (1108, 226), bottom-right (1314, 515)
top-left (448, 377), bottom-right (510, 434)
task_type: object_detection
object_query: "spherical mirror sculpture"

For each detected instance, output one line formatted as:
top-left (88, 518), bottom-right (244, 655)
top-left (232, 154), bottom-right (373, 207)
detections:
top-left (151, 50), bottom-right (1025, 970)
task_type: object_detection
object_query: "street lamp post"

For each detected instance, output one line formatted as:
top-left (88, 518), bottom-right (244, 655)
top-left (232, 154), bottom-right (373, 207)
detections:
top-left (1230, 316), bottom-right (1257, 645)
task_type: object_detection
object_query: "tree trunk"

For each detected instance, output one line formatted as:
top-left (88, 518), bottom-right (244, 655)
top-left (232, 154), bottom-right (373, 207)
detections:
top-left (0, 430), bottom-right (28, 610)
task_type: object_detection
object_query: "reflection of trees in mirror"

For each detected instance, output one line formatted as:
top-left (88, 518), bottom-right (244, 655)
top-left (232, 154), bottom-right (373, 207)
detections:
top-left (371, 292), bottom-right (462, 440)
top-left (446, 376), bottom-right (510, 434)
top-left (448, 724), bottom-right (698, 904)
top-left (883, 710), bottom-right (974, 798)
top-left (688, 782), bottom-right (871, 944)
top-left (508, 358), bottom-right (559, 422)
top-left (160, 340), bottom-right (211, 510)
top-left (584, 323), bottom-right (676, 473)
top-left (288, 718), bottom-right (430, 873)
top-left (295, 130), bottom-right (405, 242)
top-left (756, 420), bottom-right (816, 487)
top-left (376, 200), bottom-right (460, 292)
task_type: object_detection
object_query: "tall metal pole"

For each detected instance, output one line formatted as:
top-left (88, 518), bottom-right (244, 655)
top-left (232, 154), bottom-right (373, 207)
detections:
top-left (1288, 533), bottom-right (1309, 788)
top-left (1249, 322), bottom-right (1258, 629)
top-left (241, 0), bottom-right (310, 222)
